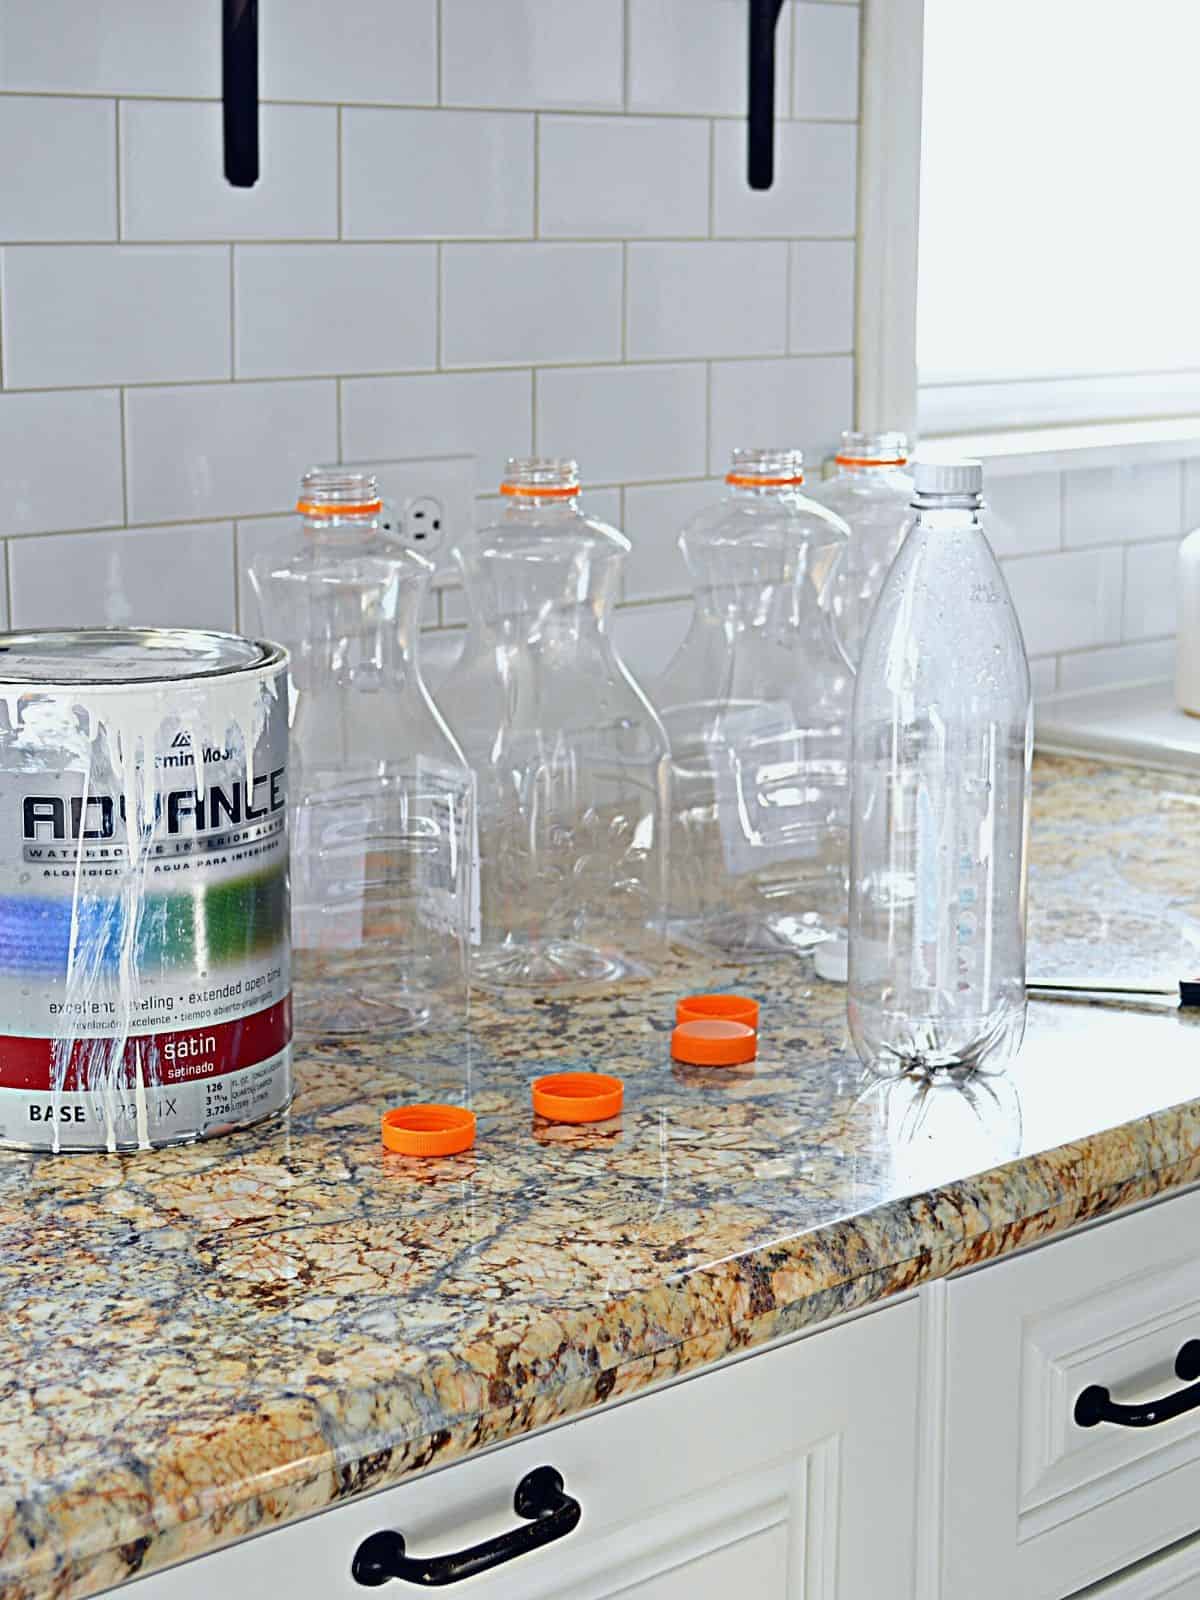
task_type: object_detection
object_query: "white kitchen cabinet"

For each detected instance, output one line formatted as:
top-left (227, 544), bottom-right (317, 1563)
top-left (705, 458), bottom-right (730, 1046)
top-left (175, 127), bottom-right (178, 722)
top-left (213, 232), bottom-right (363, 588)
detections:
top-left (124, 1297), bottom-right (921, 1600)
top-left (936, 1187), bottom-right (1200, 1600)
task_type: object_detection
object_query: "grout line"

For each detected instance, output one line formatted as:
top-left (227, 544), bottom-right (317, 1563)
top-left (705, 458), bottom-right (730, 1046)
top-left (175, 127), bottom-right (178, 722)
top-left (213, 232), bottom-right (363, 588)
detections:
top-left (113, 99), bottom-right (123, 240)
top-left (336, 106), bottom-right (344, 238)
top-left (231, 521), bottom-right (245, 631)
top-left (118, 387), bottom-right (130, 523)
top-left (0, 233), bottom-right (857, 247)
top-left (227, 244), bottom-right (236, 377)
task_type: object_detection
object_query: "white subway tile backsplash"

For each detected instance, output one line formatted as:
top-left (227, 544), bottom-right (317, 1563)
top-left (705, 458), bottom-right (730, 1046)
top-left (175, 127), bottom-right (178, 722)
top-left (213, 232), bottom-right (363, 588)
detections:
top-left (125, 381), bottom-right (337, 524)
top-left (0, 99), bottom-right (116, 242)
top-left (2, 246), bottom-right (230, 388)
top-left (342, 371), bottom-right (533, 487)
top-left (10, 523), bottom-right (235, 631)
top-left (343, 111), bottom-right (534, 240)
top-left (792, 4), bottom-right (860, 120)
top-left (789, 240), bottom-right (855, 354)
top-left (538, 117), bottom-right (710, 239)
top-left (120, 103), bottom-right (338, 242)
top-left (1058, 638), bottom-right (1176, 693)
top-left (1002, 548), bottom-right (1123, 656)
top-left (627, 0), bottom-right (792, 118)
top-left (260, 0), bottom-right (437, 104)
top-left (442, 244), bottom-right (622, 367)
top-left (714, 122), bottom-right (857, 238)
top-left (982, 472), bottom-right (1062, 558)
top-left (234, 245), bottom-right (436, 379)
top-left (0, 0), bottom-right (217, 95)
top-left (1063, 463), bottom-right (1182, 549)
top-left (623, 479), bottom-right (724, 600)
top-left (1183, 460), bottom-right (1200, 531)
top-left (1029, 658), bottom-right (1058, 699)
top-left (611, 600), bottom-right (693, 683)
top-left (0, 390), bottom-right (123, 535)
top-left (1123, 539), bottom-right (1179, 641)
top-left (442, 0), bottom-right (624, 110)
top-left (709, 355), bottom-right (854, 473)
top-left (537, 365), bottom-right (708, 484)
top-left (627, 243), bottom-right (788, 361)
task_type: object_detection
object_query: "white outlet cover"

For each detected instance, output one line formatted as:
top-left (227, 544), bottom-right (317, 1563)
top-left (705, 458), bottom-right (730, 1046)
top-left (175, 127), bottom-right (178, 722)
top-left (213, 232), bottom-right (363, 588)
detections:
top-left (346, 456), bottom-right (475, 584)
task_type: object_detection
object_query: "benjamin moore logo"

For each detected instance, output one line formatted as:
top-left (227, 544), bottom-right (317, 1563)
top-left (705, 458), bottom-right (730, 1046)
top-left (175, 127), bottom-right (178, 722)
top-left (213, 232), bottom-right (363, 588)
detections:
top-left (171, 730), bottom-right (192, 749)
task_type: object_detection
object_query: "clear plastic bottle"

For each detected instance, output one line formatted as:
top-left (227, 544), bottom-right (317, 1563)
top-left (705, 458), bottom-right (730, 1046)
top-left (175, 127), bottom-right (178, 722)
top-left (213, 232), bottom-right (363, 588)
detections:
top-left (439, 458), bottom-right (669, 990)
top-left (809, 430), bottom-right (914, 668)
top-left (654, 448), bottom-right (853, 956)
top-left (847, 459), bottom-right (1032, 1076)
top-left (247, 468), bottom-right (472, 1036)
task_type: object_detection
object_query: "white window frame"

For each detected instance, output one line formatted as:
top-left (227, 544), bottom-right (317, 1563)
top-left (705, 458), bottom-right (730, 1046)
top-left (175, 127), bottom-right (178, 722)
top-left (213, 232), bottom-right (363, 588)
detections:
top-left (856, 0), bottom-right (1200, 473)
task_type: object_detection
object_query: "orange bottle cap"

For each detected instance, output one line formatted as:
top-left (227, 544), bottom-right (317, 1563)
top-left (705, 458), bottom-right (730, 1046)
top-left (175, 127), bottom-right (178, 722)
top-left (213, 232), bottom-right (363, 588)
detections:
top-left (532, 1071), bottom-right (624, 1124)
top-left (381, 1104), bottom-right (476, 1157)
top-left (676, 992), bottom-right (759, 1030)
top-left (671, 1018), bottom-right (757, 1066)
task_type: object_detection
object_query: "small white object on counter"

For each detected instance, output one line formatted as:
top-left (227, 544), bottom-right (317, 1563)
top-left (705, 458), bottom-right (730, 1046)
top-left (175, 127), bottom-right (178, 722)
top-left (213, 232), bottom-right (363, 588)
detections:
top-left (1176, 527), bottom-right (1200, 716)
top-left (814, 937), bottom-right (848, 983)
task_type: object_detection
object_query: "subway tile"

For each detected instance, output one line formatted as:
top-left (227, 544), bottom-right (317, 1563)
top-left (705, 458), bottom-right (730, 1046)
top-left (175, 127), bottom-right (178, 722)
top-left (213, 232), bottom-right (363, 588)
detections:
top-left (10, 523), bottom-right (235, 631)
top-left (125, 381), bottom-right (337, 524)
top-left (2, 246), bottom-right (229, 388)
top-left (0, 99), bottom-right (116, 241)
top-left (1002, 548), bottom-right (1123, 656)
top-left (0, 0), bottom-right (217, 95)
top-left (0, 390), bottom-right (123, 535)
top-left (1063, 463), bottom-right (1182, 548)
top-left (709, 356), bottom-right (854, 474)
top-left (442, 244), bottom-right (622, 367)
top-left (982, 472), bottom-right (1062, 559)
top-left (1123, 538), bottom-right (1179, 641)
top-left (234, 245), bottom-right (436, 379)
top-left (792, 2), bottom-right (860, 120)
top-left (627, 242), bottom-right (788, 361)
top-left (1029, 658), bottom-right (1058, 700)
top-left (121, 103), bottom-right (338, 241)
top-left (260, 0), bottom-right (437, 104)
top-left (539, 116), bottom-right (710, 239)
top-left (611, 601), bottom-right (693, 683)
top-left (713, 121), bottom-right (857, 238)
top-left (537, 365), bottom-right (708, 484)
top-left (789, 240), bottom-right (855, 354)
top-left (442, 0), bottom-right (623, 110)
top-left (623, 479), bottom-right (724, 600)
top-left (1058, 638), bottom-right (1176, 694)
top-left (342, 371), bottom-right (533, 489)
top-left (343, 111), bottom-right (534, 240)
top-left (628, 0), bottom-right (792, 117)
top-left (1183, 460), bottom-right (1200, 531)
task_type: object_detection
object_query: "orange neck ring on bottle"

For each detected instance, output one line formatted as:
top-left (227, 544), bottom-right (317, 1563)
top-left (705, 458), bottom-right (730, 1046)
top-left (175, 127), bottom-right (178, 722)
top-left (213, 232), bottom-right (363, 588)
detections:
top-left (296, 499), bottom-right (384, 516)
top-left (833, 456), bottom-right (908, 469)
top-left (499, 482), bottom-right (580, 500)
top-left (726, 473), bottom-right (805, 488)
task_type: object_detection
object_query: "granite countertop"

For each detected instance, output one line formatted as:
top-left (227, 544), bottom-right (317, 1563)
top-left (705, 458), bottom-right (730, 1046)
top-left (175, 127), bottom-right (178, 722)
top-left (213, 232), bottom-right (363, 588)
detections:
top-left (3, 754), bottom-right (1200, 1600)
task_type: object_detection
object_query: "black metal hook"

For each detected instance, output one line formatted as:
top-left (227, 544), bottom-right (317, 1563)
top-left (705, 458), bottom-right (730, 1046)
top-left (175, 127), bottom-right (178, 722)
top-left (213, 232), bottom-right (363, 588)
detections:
top-left (748, 0), bottom-right (787, 190)
top-left (223, 0), bottom-right (259, 188)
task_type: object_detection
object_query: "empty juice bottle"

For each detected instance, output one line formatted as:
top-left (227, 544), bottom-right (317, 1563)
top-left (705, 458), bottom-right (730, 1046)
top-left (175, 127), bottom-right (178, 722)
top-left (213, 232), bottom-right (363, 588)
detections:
top-left (439, 458), bottom-right (669, 990)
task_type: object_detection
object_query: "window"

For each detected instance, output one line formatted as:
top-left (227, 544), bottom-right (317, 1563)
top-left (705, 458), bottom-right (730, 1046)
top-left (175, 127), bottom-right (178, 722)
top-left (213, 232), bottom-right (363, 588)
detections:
top-left (917, 0), bottom-right (1200, 436)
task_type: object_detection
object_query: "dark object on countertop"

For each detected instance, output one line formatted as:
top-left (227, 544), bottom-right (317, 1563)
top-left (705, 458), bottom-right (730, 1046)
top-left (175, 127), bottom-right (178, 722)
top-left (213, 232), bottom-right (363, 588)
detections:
top-left (223, 0), bottom-right (259, 188)
top-left (351, 1466), bottom-right (581, 1586)
top-left (748, 0), bottom-right (787, 189)
top-left (1075, 1340), bottom-right (1200, 1429)
top-left (1029, 978), bottom-right (1200, 1009)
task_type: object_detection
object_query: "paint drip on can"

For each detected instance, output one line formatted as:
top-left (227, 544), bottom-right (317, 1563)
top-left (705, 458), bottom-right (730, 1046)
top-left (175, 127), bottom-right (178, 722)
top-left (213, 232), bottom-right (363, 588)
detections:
top-left (0, 628), bottom-right (291, 1152)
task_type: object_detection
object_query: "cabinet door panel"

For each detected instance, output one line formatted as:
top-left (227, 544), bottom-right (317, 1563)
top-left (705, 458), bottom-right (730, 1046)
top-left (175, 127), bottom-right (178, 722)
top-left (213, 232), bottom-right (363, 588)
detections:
top-left (121, 1298), bottom-right (919, 1600)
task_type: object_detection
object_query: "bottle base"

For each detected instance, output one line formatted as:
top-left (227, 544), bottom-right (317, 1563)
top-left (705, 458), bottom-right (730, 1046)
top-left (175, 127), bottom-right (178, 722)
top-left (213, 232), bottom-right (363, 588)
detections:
top-left (472, 938), bottom-right (649, 991)
top-left (848, 998), bottom-right (1027, 1079)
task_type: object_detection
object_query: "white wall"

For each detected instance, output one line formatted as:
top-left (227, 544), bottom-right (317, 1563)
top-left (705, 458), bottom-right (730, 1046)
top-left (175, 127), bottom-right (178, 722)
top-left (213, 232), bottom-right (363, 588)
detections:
top-left (0, 0), bottom-right (861, 685)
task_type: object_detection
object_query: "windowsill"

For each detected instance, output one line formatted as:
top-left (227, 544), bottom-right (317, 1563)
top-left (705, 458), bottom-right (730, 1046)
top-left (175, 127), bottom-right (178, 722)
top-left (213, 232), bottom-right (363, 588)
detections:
top-left (921, 416), bottom-right (1200, 477)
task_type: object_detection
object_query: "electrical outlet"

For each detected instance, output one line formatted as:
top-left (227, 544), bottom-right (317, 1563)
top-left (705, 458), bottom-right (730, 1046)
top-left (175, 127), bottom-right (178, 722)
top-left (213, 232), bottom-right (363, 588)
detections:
top-left (346, 456), bottom-right (475, 578)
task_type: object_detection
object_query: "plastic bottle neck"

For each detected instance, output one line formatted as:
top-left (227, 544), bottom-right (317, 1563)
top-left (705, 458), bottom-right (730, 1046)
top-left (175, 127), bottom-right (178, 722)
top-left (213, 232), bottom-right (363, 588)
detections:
top-left (912, 496), bottom-right (985, 533)
top-left (499, 456), bottom-right (581, 513)
top-left (834, 430), bottom-right (910, 474)
top-left (297, 469), bottom-right (384, 541)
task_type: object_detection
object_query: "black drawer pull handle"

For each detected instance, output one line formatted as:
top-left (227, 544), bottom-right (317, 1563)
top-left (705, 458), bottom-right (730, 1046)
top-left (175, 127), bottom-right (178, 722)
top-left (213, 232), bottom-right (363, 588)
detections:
top-left (1075, 1340), bottom-right (1200, 1429)
top-left (351, 1466), bottom-right (581, 1587)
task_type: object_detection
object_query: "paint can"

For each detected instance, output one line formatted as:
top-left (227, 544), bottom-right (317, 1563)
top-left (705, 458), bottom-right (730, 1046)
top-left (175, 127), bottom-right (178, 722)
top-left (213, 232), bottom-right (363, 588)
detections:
top-left (0, 628), bottom-right (291, 1152)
